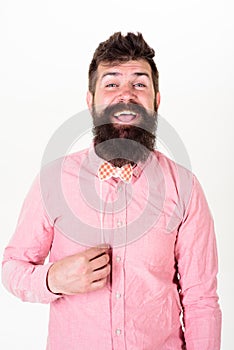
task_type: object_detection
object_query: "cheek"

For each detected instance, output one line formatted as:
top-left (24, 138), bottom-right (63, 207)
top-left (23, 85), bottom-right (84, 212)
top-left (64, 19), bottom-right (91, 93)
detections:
top-left (141, 96), bottom-right (155, 111)
top-left (94, 93), bottom-right (111, 108)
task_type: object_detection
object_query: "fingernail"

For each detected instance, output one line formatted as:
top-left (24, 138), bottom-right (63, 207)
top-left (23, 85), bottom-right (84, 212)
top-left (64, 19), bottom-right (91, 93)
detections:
top-left (99, 243), bottom-right (110, 249)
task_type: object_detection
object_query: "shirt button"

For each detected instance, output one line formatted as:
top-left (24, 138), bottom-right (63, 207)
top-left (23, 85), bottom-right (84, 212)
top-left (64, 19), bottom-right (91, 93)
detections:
top-left (116, 292), bottom-right (121, 299)
top-left (117, 185), bottom-right (122, 192)
top-left (115, 328), bottom-right (121, 336)
top-left (134, 169), bottom-right (139, 177)
top-left (116, 219), bottom-right (123, 228)
top-left (116, 255), bottom-right (121, 263)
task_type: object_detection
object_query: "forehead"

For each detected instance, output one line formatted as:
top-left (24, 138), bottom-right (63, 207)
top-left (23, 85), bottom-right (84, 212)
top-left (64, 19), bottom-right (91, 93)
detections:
top-left (97, 59), bottom-right (152, 79)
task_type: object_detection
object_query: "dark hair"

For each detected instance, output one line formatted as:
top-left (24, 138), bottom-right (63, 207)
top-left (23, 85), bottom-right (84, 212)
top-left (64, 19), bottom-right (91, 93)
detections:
top-left (88, 32), bottom-right (159, 98)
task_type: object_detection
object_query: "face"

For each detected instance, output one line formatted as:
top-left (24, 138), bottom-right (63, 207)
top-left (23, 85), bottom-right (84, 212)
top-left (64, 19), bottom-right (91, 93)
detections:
top-left (87, 59), bottom-right (160, 167)
top-left (87, 59), bottom-right (160, 121)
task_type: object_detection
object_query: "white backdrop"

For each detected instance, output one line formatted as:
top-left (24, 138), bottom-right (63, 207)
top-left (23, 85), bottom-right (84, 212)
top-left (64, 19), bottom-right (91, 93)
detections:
top-left (0, 1), bottom-right (233, 349)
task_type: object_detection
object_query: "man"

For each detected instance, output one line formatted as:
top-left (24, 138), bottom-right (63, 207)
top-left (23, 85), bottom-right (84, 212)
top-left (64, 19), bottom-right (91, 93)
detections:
top-left (2, 32), bottom-right (221, 349)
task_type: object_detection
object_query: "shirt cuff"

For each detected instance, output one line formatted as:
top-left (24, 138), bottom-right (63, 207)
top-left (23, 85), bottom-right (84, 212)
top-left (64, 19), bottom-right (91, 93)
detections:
top-left (31, 262), bottom-right (63, 304)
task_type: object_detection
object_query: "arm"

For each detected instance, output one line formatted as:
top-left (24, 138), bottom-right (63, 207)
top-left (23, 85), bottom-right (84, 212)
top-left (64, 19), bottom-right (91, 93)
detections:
top-left (1, 175), bottom-right (61, 303)
top-left (175, 175), bottom-right (222, 350)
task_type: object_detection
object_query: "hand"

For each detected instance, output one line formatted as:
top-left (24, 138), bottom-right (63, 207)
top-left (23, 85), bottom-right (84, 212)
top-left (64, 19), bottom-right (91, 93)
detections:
top-left (47, 245), bottom-right (111, 295)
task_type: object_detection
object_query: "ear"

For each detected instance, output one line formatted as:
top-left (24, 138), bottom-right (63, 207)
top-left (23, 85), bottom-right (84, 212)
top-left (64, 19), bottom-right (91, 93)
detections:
top-left (86, 91), bottom-right (93, 111)
top-left (156, 92), bottom-right (161, 109)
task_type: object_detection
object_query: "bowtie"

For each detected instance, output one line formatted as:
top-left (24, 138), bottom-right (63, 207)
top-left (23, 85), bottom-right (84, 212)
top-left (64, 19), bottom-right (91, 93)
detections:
top-left (98, 162), bottom-right (133, 183)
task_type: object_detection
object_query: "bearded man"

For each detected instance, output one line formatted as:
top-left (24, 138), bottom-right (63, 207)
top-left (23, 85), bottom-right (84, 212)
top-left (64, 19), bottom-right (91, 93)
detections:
top-left (2, 32), bottom-right (221, 350)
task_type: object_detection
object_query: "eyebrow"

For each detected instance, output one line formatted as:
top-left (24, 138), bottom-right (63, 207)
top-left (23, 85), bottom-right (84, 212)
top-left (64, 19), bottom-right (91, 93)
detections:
top-left (101, 72), bottom-right (150, 80)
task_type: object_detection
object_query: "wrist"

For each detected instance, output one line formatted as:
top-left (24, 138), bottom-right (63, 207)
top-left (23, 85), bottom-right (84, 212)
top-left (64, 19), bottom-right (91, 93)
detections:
top-left (46, 264), bottom-right (62, 295)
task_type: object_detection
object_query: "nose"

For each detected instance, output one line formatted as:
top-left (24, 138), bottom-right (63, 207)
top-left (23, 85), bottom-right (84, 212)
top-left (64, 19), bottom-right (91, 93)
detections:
top-left (117, 84), bottom-right (137, 104)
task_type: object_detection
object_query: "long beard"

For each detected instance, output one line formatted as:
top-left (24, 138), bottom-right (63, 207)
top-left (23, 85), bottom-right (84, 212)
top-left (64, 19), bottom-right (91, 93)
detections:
top-left (92, 103), bottom-right (157, 167)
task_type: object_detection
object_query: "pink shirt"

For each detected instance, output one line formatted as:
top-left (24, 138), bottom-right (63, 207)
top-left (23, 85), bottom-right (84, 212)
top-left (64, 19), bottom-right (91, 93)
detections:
top-left (2, 147), bottom-right (221, 349)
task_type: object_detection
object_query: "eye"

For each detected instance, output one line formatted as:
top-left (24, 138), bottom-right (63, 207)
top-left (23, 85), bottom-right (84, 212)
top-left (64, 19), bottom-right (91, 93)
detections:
top-left (134, 83), bottom-right (146, 88)
top-left (105, 83), bottom-right (118, 88)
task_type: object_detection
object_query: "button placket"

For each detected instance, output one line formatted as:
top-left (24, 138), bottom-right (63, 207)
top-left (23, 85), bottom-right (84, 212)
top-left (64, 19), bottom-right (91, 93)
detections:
top-left (111, 247), bottom-right (126, 348)
top-left (110, 181), bottom-right (127, 348)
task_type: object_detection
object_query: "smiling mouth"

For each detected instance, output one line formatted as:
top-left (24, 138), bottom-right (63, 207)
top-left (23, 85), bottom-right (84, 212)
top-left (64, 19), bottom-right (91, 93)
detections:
top-left (113, 110), bottom-right (138, 123)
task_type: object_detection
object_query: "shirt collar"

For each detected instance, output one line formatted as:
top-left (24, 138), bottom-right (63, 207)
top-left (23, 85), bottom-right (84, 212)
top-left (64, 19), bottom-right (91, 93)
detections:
top-left (87, 142), bottom-right (155, 184)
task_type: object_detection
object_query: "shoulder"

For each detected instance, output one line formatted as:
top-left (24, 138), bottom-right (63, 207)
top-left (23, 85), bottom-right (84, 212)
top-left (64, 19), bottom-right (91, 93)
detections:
top-left (39, 148), bottom-right (90, 193)
top-left (40, 148), bottom-right (89, 175)
top-left (152, 149), bottom-right (194, 183)
top-left (152, 150), bottom-right (197, 216)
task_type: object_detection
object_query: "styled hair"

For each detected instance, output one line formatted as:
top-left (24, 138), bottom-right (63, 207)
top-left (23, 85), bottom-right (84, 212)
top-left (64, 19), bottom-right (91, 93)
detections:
top-left (88, 32), bottom-right (159, 99)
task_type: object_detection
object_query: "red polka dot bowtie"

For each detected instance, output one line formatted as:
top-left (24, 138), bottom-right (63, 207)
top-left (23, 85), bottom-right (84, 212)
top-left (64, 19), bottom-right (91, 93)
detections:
top-left (98, 162), bottom-right (133, 183)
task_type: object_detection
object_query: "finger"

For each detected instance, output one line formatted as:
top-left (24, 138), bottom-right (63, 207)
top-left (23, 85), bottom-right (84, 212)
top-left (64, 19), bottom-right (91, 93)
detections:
top-left (89, 253), bottom-right (110, 271)
top-left (84, 245), bottom-right (110, 261)
top-left (91, 264), bottom-right (111, 282)
top-left (89, 277), bottom-right (108, 291)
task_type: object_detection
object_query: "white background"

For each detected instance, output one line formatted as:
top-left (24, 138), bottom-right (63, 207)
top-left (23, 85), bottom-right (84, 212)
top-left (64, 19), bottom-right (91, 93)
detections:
top-left (0, 0), bottom-right (233, 349)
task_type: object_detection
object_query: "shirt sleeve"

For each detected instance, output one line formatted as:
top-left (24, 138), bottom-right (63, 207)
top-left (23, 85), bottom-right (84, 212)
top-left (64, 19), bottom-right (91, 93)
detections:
top-left (1, 175), bottom-right (62, 304)
top-left (175, 174), bottom-right (222, 350)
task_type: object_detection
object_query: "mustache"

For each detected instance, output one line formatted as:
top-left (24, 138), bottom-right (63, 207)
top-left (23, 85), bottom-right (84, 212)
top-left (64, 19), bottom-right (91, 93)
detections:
top-left (92, 102), bottom-right (157, 133)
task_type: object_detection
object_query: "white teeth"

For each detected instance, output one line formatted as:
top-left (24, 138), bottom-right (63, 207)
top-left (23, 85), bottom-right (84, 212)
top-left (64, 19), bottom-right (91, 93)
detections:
top-left (114, 110), bottom-right (137, 117)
